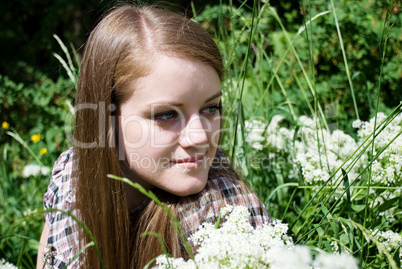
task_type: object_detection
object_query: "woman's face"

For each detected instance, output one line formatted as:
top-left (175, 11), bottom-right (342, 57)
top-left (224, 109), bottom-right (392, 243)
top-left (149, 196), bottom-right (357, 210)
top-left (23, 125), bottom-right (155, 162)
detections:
top-left (119, 55), bottom-right (221, 196)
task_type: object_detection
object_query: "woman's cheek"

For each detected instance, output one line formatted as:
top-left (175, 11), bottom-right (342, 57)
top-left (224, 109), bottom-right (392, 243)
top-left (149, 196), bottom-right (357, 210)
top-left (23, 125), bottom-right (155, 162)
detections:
top-left (150, 123), bottom-right (182, 149)
top-left (120, 115), bottom-right (150, 150)
top-left (209, 118), bottom-right (221, 148)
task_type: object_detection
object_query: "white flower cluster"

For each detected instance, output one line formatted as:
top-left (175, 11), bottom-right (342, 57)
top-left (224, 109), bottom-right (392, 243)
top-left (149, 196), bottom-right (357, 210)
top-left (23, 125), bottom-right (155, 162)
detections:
top-left (244, 113), bottom-right (402, 200)
top-left (22, 163), bottom-right (51, 178)
top-left (356, 112), bottom-right (402, 184)
top-left (0, 259), bottom-right (18, 269)
top-left (295, 117), bottom-right (362, 185)
top-left (245, 115), bottom-right (294, 153)
top-left (244, 119), bottom-right (267, 150)
top-left (312, 251), bottom-right (359, 269)
top-left (154, 206), bottom-right (359, 269)
top-left (355, 113), bottom-right (402, 206)
top-left (373, 229), bottom-right (402, 264)
top-left (244, 115), bottom-right (363, 186)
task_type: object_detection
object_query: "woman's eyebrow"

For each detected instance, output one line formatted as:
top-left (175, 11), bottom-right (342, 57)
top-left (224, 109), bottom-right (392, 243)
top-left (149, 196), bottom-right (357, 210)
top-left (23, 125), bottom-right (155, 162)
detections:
top-left (145, 91), bottom-right (222, 109)
top-left (145, 102), bottom-right (184, 109)
top-left (205, 91), bottom-right (222, 102)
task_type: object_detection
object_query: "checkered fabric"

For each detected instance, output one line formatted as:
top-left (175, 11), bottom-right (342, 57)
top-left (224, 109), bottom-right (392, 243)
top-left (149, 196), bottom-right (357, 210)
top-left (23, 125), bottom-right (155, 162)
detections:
top-left (43, 148), bottom-right (270, 268)
top-left (43, 148), bottom-right (79, 268)
top-left (177, 174), bottom-right (270, 239)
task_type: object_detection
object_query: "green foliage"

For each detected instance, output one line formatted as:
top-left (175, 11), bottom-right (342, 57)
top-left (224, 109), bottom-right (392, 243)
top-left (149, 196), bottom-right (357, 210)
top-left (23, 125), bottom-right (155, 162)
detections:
top-left (195, 0), bottom-right (401, 130)
top-left (0, 71), bottom-right (75, 163)
top-left (0, 0), bottom-right (227, 84)
top-left (0, 38), bottom-right (76, 267)
top-left (194, 0), bottom-right (401, 268)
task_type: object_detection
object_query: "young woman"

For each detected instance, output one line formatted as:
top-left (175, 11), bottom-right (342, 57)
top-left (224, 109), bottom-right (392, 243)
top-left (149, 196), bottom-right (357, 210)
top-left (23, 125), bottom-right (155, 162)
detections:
top-left (37, 4), bottom-right (270, 269)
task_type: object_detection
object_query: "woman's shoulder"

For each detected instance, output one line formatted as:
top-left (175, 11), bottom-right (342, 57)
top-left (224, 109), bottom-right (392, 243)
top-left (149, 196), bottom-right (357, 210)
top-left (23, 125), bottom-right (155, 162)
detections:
top-left (51, 147), bottom-right (75, 181)
top-left (43, 147), bottom-right (76, 221)
top-left (207, 174), bottom-right (270, 222)
top-left (47, 147), bottom-right (75, 184)
top-left (177, 173), bottom-right (270, 238)
top-left (42, 147), bottom-right (79, 268)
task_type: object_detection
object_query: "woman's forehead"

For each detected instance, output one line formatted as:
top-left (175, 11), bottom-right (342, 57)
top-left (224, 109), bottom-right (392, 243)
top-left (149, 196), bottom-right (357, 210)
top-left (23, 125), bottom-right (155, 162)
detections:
top-left (121, 55), bottom-right (221, 106)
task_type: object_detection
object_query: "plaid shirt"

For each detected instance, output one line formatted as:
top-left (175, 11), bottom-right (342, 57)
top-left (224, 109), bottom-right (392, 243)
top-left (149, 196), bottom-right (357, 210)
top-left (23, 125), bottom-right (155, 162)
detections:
top-left (43, 148), bottom-right (270, 268)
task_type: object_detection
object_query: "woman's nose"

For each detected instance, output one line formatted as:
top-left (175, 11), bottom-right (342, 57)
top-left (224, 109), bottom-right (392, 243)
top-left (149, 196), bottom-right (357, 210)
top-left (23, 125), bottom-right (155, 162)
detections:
top-left (179, 115), bottom-right (209, 148)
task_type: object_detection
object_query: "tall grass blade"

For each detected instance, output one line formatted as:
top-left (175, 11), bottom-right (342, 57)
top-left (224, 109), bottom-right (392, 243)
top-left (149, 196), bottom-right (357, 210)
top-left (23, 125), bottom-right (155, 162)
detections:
top-left (141, 232), bottom-right (169, 256)
top-left (362, 2), bottom-right (397, 260)
top-left (266, 7), bottom-right (331, 130)
top-left (274, 73), bottom-right (297, 121)
top-left (16, 241), bottom-right (25, 268)
top-left (230, 0), bottom-right (258, 160)
top-left (53, 34), bottom-right (75, 75)
top-left (6, 130), bottom-right (43, 166)
top-left (65, 242), bottom-right (95, 268)
top-left (342, 169), bottom-right (351, 219)
top-left (42, 208), bottom-right (106, 269)
top-left (70, 43), bottom-right (81, 71)
top-left (330, 0), bottom-right (359, 120)
top-left (107, 174), bottom-right (195, 260)
top-left (53, 53), bottom-right (76, 85)
top-left (342, 218), bottom-right (399, 269)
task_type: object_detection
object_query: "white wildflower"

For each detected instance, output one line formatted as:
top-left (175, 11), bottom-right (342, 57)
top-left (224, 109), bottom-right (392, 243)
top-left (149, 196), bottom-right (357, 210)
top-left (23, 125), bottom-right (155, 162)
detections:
top-left (313, 252), bottom-right (359, 269)
top-left (352, 119), bottom-right (362, 128)
top-left (245, 112), bottom-right (401, 207)
top-left (220, 205), bottom-right (252, 233)
top-left (268, 246), bottom-right (312, 269)
top-left (22, 164), bottom-right (51, 177)
top-left (330, 241), bottom-right (339, 253)
top-left (154, 207), bottom-right (359, 269)
top-left (0, 259), bottom-right (18, 269)
top-left (357, 112), bottom-right (388, 138)
top-left (23, 208), bottom-right (38, 217)
top-left (188, 222), bottom-right (215, 246)
top-left (155, 255), bottom-right (196, 269)
top-left (373, 229), bottom-right (402, 264)
top-left (267, 115), bottom-right (285, 133)
top-left (219, 205), bottom-right (233, 218)
top-left (299, 115), bottom-right (317, 130)
top-left (245, 119), bottom-right (266, 150)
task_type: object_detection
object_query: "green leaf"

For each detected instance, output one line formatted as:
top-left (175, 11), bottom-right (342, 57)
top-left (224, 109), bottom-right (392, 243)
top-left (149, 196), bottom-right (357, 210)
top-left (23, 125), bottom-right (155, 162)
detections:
top-left (342, 168), bottom-right (351, 218)
top-left (141, 232), bottom-right (169, 255)
top-left (377, 197), bottom-right (400, 212)
top-left (323, 239), bottom-right (333, 252)
top-left (340, 233), bottom-right (349, 246)
top-left (321, 202), bottom-right (339, 238)
top-left (351, 204), bottom-right (366, 213)
top-left (392, 245), bottom-right (400, 268)
top-left (66, 242), bottom-right (95, 268)
top-left (314, 224), bottom-right (324, 237)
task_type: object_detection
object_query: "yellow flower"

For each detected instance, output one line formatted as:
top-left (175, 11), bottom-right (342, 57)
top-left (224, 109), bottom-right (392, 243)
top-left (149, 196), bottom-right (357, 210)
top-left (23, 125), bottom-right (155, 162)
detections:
top-left (39, 148), bottom-right (48, 155)
top-left (2, 121), bottom-right (9, 129)
top-left (31, 133), bottom-right (41, 143)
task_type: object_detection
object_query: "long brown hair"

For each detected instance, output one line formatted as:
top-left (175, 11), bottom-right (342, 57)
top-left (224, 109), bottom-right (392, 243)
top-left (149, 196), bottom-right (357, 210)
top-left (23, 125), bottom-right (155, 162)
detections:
top-left (73, 4), bottom-right (249, 268)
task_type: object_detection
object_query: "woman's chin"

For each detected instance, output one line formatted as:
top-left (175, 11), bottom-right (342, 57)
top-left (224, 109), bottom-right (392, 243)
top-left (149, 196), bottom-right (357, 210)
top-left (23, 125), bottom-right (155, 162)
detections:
top-left (163, 180), bottom-right (207, 197)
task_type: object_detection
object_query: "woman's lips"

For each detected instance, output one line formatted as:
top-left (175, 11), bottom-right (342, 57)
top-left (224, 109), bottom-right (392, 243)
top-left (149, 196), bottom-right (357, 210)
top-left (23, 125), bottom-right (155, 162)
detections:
top-left (171, 156), bottom-right (205, 168)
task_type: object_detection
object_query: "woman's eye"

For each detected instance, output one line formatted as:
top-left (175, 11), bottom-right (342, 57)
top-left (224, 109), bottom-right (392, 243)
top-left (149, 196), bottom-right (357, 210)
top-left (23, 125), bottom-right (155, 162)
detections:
top-left (153, 111), bottom-right (178, 122)
top-left (202, 104), bottom-right (221, 116)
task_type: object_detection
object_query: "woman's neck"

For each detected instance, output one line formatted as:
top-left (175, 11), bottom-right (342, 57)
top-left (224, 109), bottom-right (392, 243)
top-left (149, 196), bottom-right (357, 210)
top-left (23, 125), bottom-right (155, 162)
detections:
top-left (120, 160), bottom-right (151, 211)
